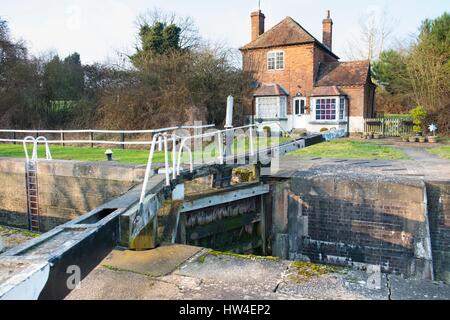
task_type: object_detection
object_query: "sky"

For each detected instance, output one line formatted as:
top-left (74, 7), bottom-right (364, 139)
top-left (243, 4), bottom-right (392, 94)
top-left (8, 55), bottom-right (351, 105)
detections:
top-left (1, 0), bottom-right (448, 64)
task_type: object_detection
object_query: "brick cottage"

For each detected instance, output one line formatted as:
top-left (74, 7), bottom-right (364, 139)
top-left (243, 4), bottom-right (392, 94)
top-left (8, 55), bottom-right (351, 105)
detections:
top-left (240, 10), bottom-right (376, 134)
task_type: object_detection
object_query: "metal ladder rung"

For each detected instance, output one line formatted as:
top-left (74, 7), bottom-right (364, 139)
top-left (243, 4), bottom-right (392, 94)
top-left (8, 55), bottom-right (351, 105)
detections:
top-left (26, 159), bottom-right (40, 232)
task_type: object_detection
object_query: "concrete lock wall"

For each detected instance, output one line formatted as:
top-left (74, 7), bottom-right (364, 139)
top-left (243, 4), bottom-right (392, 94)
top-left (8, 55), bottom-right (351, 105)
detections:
top-left (271, 172), bottom-right (435, 280)
top-left (0, 158), bottom-right (145, 231)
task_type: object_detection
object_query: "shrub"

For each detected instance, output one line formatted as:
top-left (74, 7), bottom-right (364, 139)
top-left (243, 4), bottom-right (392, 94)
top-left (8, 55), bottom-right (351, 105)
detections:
top-left (410, 106), bottom-right (427, 134)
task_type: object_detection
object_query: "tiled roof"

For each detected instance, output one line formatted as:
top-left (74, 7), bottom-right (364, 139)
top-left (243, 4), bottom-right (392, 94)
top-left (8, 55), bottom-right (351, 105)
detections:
top-left (315, 60), bottom-right (371, 87)
top-left (241, 17), bottom-right (339, 59)
top-left (253, 84), bottom-right (289, 96)
top-left (311, 86), bottom-right (343, 97)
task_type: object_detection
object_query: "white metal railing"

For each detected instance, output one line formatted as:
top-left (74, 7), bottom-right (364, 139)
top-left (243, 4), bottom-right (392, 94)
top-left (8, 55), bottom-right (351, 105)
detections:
top-left (136, 120), bottom-right (312, 222)
top-left (22, 136), bottom-right (53, 161)
top-left (0, 124), bottom-right (216, 148)
top-left (138, 124), bottom-right (263, 209)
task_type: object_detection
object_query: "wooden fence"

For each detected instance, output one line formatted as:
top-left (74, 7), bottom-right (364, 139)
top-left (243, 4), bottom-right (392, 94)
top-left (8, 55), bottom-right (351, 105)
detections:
top-left (363, 118), bottom-right (413, 137)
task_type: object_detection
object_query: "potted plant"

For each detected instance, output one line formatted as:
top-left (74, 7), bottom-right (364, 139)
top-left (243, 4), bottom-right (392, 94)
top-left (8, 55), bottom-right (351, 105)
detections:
top-left (373, 133), bottom-right (382, 139)
top-left (418, 136), bottom-right (426, 143)
top-left (401, 134), bottom-right (409, 142)
top-left (428, 136), bottom-right (438, 143)
top-left (408, 136), bottom-right (417, 143)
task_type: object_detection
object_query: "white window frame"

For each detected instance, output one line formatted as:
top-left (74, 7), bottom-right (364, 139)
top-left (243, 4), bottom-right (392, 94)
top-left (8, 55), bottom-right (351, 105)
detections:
top-left (339, 97), bottom-right (347, 120)
top-left (311, 96), bottom-right (347, 122)
top-left (293, 97), bottom-right (307, 116)
top-left (256, 96), bottom-right (287, 119)
top-left (267, 50), bottom-right (284, 71)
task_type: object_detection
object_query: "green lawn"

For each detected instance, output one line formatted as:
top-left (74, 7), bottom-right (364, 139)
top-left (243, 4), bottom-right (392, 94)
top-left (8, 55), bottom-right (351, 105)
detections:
top-left (0, 144), bottom-right (155, 164)
top-left (288, 139), bottom-right (409, 160)
top-left (429, 146), bottom-right (450, 160)
top-left (0, 136), bottom-right (292, 165)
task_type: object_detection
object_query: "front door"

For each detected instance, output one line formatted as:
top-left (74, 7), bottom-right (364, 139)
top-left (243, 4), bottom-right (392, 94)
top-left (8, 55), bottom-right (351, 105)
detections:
top-left (293, 97), bottom-right (307, 129)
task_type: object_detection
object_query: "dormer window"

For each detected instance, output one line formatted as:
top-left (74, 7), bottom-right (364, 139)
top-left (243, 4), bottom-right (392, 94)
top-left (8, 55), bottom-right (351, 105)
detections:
top-left (267, 51), bottom-right (284, 70)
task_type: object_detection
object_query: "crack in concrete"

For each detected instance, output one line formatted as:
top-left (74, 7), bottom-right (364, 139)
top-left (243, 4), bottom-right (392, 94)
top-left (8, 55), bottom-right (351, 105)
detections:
top-left (385, 274), bottom-right (392, 300)
top-left (272, 282), bottom-right (282, 293)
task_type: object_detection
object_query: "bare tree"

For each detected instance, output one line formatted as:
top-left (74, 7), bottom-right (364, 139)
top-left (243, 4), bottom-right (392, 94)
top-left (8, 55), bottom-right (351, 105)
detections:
top-left (345, 6), bottom-right (395, 61)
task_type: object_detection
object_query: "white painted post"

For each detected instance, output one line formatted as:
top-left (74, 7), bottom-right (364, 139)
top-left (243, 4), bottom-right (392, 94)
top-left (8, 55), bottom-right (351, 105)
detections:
top-left (224, 96), bottom-right (234, 160)
top-left (172, 137), bottom-right (177, 180)
top-left (163, 134), bottom-right (170, 186)
top-left (158, 136), bottom-right (163, 152)
top-left (225, 95), bottom-right (234, 129)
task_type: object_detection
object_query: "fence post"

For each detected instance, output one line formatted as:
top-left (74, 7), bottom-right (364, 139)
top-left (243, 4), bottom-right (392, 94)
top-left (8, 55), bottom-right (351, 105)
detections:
top-left (90, 132), bottom-right (94, 148)
top-left (60, 130), bottom-right (64, 147)
top-left (121, 132), bottom-right (125, 150)
top-left (13, 132), bottom-right (16, 145)
top-left (381, 119), bottom-right (385, 136)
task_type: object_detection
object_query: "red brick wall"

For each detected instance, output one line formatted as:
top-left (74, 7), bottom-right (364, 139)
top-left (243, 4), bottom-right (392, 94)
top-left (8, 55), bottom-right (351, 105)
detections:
top-left (338, 86), bottom-right (365, 117)
top-left (241, 44), bottom-right (373, 120)
top-left (243, 44), bottom-right (315, 115)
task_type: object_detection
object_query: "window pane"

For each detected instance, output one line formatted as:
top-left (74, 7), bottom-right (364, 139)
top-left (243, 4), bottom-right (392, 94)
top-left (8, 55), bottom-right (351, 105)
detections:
top-left (339, 98), bottom-right (345, 120)
top-left (276, 52), bottom-right (284, 69)
top-left (315, 98), bottom-right (337, 120)
top-left (268, 51), bottom-right (284, 70)
top-left (257, 97), bottom-right (279, 118)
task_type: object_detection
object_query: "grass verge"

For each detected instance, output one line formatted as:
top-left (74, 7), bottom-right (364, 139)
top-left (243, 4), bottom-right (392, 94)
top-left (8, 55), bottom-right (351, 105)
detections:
top-left (288, 139), bottom-right (409, 160)
top-left (429, 146), bottom-right (450, 160)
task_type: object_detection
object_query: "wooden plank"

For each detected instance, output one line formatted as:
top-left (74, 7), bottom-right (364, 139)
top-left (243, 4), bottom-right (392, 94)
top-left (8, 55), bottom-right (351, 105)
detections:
top-left (180, 184), bottom-right (269, 212)
top-left (186, 211), bottom-right (259, 241)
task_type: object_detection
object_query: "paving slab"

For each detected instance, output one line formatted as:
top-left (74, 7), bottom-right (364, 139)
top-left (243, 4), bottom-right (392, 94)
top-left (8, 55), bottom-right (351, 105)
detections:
top-left (101, 245), bottom-right (203, 277)
top-left (64, 245), bottom-right (450, 300)
top-left (66, 267), bottom-right (181, 300)
top-left (389, 275), bottom-right (450, 300)
top-left (276, 156), bottom-right (450, 181)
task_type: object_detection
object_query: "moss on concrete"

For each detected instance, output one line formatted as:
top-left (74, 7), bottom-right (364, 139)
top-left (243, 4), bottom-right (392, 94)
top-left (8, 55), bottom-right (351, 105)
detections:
top-left (0, 226), bottom-right (39, 238)
top-left (196, 254), bottom-right (206, 264)
top-left (207, 250), bottom-right (280, 262)
top-left (289, 261), bottom-right (345, 282)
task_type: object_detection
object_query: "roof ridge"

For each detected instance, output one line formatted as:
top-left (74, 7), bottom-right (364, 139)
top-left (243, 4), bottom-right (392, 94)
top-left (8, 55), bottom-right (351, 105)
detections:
top-left (246, 16), bottom-right (294, 45)
top-left (286, 16), bottom-right (320, 43)
top-left (240, 15), bottom-right (339, 59)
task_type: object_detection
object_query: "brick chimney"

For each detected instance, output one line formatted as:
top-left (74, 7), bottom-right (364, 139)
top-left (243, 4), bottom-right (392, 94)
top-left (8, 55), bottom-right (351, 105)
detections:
top-left (251, 10), bottom-right (265, 41)
top-left (322, 10), bottom-right (333, 50)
